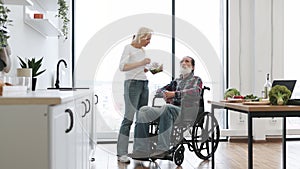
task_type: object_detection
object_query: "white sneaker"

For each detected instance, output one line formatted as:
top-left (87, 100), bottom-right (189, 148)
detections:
top-left (118, 155), bottom-right (130, 163)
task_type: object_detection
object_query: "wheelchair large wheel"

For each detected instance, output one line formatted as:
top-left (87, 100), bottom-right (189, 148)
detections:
top-left (174, 145), bottom-right (185, 166)
top-left (149, 137), bottom-right (158, 155)
top-left (148, 121), bottom-right (159, 153)
top-left (191, 111), bottom-right (220, 160)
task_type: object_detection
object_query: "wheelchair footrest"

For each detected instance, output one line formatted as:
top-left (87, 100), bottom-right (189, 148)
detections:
top-left (150, 152), bottom-right (173, 161)
top-left (130, 155), bottom-right (173, 162)
top-left (131, 157), bottom-right (151, 161)
top-left (151, 154), bottom-right (173, 161)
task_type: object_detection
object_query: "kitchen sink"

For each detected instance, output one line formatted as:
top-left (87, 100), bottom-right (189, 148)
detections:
top-left (47, 87), bottom-right (90, 91)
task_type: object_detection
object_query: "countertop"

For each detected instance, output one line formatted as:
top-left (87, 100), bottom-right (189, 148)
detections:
top-left (0, 89), bottom-right (93, 105)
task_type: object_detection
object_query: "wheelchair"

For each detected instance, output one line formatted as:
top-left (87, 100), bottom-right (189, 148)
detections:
top-left (148, 86), bottom-right (220, 166)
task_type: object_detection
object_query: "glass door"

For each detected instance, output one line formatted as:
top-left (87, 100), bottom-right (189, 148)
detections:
top-left (74, 0), bottom-right (226, 140)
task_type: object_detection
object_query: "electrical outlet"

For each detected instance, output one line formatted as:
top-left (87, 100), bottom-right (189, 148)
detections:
top-left (239, 113), bottom-right (245, 123)
top-left (271, 117), bottom-right (277, 124)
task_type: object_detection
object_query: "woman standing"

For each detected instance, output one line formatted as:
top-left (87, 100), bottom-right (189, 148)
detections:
top-left (117, 27), bottom-right (153, 163)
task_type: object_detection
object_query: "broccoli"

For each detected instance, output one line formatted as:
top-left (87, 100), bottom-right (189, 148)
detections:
top-left (224, 88), bottom-right (240, 99)
top-left (269, 85), bottom-right (291, 105)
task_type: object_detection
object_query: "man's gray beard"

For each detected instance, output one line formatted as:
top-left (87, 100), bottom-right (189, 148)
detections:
top-left (180, 67), bottom-right (192, 75)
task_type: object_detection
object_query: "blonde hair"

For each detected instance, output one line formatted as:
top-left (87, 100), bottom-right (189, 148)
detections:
top-left (132, 27), bottom-right (153, 44)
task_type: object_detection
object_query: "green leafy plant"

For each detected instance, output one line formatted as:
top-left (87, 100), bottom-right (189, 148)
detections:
top-left (269, 85), bottom-right (291, 105)
top-left (224, 88), bottom-right (241, 99)
top-left (17, 56), bottom-right (46, 78)
top-left (0, 1), bottom-right (12, 47)
top-left (0, 1), bottom-right (12, 72)
top-left (56, 0), bottom-right (69, 40)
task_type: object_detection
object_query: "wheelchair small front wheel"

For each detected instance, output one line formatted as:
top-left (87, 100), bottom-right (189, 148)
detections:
top-left (191, 112), bottom-right (220, 160)
top-left (174, 145), bottom-right (185, 166)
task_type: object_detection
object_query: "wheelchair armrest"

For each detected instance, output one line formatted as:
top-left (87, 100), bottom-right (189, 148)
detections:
top-left (152, 93), bottom-right (165, 107)
top-left (154, 92), bottom-right (164, 98)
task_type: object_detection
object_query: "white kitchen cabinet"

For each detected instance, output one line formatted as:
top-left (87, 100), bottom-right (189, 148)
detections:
top-left (49, 100), bottom-right (76, 169)
top-left (0, 105), bottom-right (49, 169)
top-left (75, 94), bottom-right (95, 169)
top-left (75, 99), bottom-right (84, 169)
top-left (50, 92), bottom-right (96, 169)
top-left (0, 90), bottom-right (96, 169)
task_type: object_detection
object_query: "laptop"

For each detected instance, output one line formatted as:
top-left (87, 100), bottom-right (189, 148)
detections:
top-left (272, 80), bottom-right (299, 105)
top-left (272, 80), bottom-right (297, 94)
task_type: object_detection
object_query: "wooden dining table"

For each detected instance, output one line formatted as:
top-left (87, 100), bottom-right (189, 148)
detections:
top-left (208, 100), bottom-right (300, 169)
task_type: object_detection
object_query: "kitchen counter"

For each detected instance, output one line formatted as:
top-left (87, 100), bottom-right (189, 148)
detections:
top-left (0, 89), bottom-right (96, 169)
top-left (0, 89), bottom-right (93, 105)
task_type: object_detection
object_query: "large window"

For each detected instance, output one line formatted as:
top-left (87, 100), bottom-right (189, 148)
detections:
top-left (284, 0), bottom-right (300, 129)
top-left (75, 0), bottom-right (226, 140)
top-left (176, 0), bottom-right (226, 129)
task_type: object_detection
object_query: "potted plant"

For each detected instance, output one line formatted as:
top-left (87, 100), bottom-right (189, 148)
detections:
top-left (56, 0), bottom-right (69, 40)
top-left (17, 56), bottom-right (46, 91)
top-left (0, 1), bottom-right (12, 74)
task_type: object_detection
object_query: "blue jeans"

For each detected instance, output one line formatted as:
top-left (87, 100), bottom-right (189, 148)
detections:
top-left (117, 79), bottom-right (149, 156)
top-left (133, 104), bottom-right (181, 152)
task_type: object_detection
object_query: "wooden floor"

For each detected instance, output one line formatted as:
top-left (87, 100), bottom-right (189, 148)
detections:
top-left (91, 140), bottom-right (300, 169)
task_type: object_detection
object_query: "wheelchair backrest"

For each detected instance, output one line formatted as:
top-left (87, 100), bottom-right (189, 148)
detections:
top-left (179, 86), bottom-right (210, 123)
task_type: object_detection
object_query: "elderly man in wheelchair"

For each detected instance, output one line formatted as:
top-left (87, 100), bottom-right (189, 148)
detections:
top-left (128, 56), bottom-right (219, 164)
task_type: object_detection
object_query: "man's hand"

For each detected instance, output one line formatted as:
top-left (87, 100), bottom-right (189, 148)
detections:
top-left (163, 91), bottom-right (175, 102)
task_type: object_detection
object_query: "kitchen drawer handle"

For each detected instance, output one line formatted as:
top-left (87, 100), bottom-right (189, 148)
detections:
top-left (81, 101), bottom-right (87, 117)
top-left (95, 94), bottom-right (99, 105)
top-left (65, 109), bottom-right (74, 133)
top-left (85, 99), bottom-right (91, 113)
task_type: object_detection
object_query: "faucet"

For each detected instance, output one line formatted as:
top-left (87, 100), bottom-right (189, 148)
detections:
top-left (55, 59), bottom-right (67, 89)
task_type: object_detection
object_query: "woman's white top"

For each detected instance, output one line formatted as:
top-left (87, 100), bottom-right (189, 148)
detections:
top-left (119, 44), bottom-right (147, 80)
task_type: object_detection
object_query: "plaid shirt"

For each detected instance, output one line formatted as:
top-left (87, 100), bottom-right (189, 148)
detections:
top-left (157, 72), bottom-right (203, 107)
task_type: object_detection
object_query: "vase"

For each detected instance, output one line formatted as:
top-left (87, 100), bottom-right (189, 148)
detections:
top-left (17, 68), bottom-right (32, 91)
top-left (32, 77), bottom-right (37, 91)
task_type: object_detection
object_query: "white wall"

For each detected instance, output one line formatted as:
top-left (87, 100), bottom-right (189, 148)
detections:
top-left (3, 4), bottom-right (71, 89)
top-left (228, 0), bottom-right (284, 140)
top-left (5, 1), bottom-right (285, 140)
